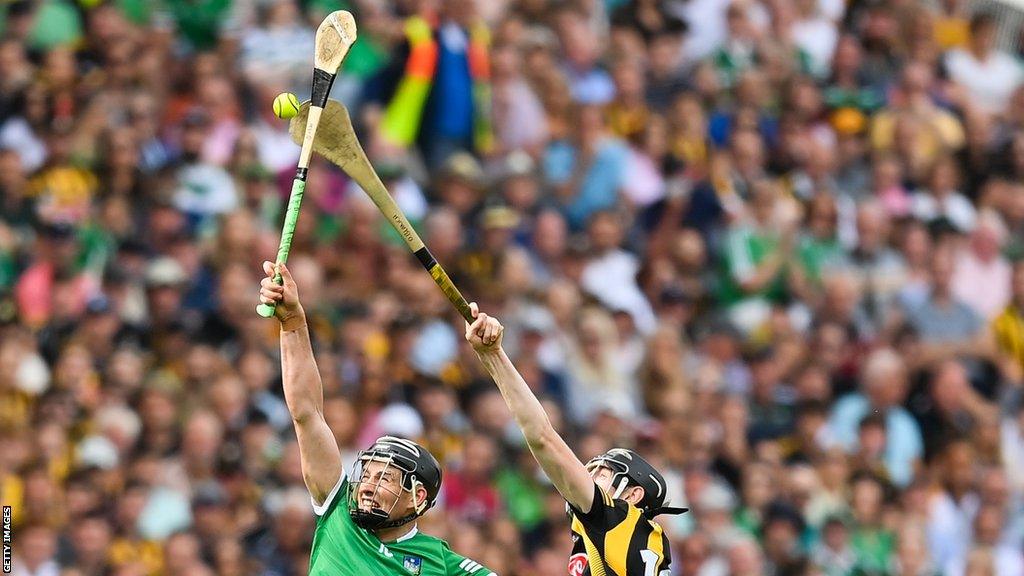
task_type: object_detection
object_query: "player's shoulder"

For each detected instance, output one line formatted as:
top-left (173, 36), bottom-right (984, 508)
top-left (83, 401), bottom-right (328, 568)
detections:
top-left (395, 531), bottom-right (457, 560)
top-left (399, 528), bottom-right (448, 553)
top-left (414, 534), bottom-right (495, 576)
top-left (312, 471), bottom-right (351, 522)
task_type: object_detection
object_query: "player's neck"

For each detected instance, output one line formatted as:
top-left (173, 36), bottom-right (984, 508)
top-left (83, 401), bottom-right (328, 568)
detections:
top-left (374, 521), bottom-right (418, 543)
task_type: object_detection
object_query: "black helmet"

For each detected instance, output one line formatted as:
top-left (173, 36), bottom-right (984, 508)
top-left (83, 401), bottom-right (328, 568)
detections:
top-left (585, 448), bottom-right (689, 518)
top-left (348, 436), bottom-right (442, 530)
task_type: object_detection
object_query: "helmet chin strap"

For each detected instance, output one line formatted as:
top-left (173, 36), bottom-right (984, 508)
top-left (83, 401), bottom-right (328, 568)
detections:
top-left (410, 477), bottom-right (427, 515)
top-left (375, 510), bottom-right (420, 530)
top-left (351, 508), bottom-right (420, 530)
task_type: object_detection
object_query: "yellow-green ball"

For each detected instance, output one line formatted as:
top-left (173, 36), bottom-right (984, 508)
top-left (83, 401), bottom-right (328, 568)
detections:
top-left (273, 93), bottom-right (301, 120)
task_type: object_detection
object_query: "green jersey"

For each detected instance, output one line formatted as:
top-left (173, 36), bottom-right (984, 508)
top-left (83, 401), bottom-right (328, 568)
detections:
top-left (309, 472), bottom-right (497, 576)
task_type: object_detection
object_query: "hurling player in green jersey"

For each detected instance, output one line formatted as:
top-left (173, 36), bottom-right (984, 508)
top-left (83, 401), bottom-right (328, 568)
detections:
top-left (259, 262), bottom-right (497, 576)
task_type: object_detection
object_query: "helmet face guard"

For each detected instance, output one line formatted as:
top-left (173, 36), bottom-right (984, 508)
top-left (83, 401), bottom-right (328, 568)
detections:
top-left (348, 445), bottom-right (429, 530)
top-left (585, 454), bottom-right (634, 500)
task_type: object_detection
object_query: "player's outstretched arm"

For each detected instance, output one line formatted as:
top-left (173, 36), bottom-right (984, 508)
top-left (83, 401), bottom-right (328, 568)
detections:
top-left (465, 304), bottom-right (596, 513)
top-left (260, 261), bottom-right (343, 505)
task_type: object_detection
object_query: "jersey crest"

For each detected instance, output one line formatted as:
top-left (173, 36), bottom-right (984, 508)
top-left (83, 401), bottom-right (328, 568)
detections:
top-left (568, 553), bottom-right (588, 576)
top-left (403, 555), bottom-right (423, 575)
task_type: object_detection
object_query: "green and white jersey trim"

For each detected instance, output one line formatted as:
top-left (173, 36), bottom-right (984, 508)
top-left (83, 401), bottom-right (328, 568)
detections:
top-left (395, 525), bottom-right (419, 542)
top-left (458, 558), bottom-right (488, 574)
top-left (311, 467), bottom-right (347, 516)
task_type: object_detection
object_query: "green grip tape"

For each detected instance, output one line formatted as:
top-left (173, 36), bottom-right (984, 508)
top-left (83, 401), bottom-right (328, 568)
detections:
top-left (255, 271), bottom-right (284, 318)
top-left (256, 179), bottom-right (306, 318)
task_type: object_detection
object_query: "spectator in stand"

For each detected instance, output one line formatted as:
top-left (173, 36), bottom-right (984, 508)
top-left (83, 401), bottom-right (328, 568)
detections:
top-left (945, 13), bottom-right (1024, 116)
top-left (830, 348), bottom-right (923, 487)
top-left (950, 211), bottom-right (1012, 322)
top-left (543, 105), bottom-right (628, 231)
top-left (372, 0), bottom-right (494, 170)
top-left (994, 260), bottom-right (1024, 378)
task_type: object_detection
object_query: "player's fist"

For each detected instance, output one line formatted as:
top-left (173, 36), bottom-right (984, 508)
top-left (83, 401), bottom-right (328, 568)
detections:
top-left (465, 302), bottom-right (504, 354)
top-left (260, 261), bottom-right (303, 323)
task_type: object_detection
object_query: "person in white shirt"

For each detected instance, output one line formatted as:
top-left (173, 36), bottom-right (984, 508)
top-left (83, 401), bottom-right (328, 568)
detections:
top-left (790, 0), bottom-right (838, 78)
top-left (951, 210), bottom-right (1012, 320)
top-left (944, 13), bottom-right (1024, 116)
top-left (239, 0), bottom-right (315, 95)
top-left (579, 211), bottom-right (657, 335)
top-left (11, 524), bottom-right (59, 576)
top-left (172, 109), bottom-right (238, 220)
top-left (911, 155), bottom-right (977, 232)
top-left (944, 504), bottom-right (1024, 576)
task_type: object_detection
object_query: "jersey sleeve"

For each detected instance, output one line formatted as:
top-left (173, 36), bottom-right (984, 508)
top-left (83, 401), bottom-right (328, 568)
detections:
top-left (568, 483), bottom-right (630, 532)
top-left (443, 547), bottom-right (497, 576)
top-left (311, 467), bottom-right (348, 518)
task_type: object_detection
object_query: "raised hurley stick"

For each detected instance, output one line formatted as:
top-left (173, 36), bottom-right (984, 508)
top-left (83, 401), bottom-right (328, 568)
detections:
top-left (288, 100), bottom-right (475, 322)
top-left (256, 11), bottom-right (357, 318)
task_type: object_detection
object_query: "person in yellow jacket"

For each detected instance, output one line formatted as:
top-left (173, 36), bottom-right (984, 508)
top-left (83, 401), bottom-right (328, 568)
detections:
top-left (370, 0), bottom-right (494, 170)
top-left (993, 260), bottom-right (1024, 376)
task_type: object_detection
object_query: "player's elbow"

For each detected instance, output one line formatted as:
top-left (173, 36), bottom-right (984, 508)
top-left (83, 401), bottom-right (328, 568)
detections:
top-left (289, 405), bottom-right (321, 426)
top-left (524, 424), bottom-right (559, 454)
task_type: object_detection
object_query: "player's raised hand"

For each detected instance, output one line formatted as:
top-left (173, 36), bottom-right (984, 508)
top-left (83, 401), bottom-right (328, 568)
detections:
top-left (260, 261), bottom-right (303, 323)
top-left (465, 302), bottom-right (504, 354)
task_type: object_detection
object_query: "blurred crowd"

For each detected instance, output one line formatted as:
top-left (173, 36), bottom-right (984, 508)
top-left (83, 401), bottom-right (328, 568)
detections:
top-left (2, 0), bottom-right (1024, 574)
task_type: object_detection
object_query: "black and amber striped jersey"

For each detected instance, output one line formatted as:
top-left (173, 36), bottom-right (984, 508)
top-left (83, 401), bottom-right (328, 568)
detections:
top-left (567, 484), bottom-right (671, 576)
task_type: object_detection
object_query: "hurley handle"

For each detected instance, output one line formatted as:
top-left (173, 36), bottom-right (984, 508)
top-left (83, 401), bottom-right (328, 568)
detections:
top-left (256, 178), bottom-right (306, 318)
top-left (412, 246), bottom-right (474, 323)
top-left (256, 11), bottom-right (347, 319)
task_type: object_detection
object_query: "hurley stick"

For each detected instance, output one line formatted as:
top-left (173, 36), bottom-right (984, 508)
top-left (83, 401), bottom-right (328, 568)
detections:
top-left (288, 100), bottom-right (475, 322)
top-left (256, 11), bottom-right (358, 318)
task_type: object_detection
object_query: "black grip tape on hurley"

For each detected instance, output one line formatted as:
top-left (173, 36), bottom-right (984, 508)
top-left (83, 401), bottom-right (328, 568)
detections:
top-left (414, 247), bottom-right (437, 270)
top-left (310, 68), bottom-right (336, 109)
top-left (295, 167), bottom-right (308, 181)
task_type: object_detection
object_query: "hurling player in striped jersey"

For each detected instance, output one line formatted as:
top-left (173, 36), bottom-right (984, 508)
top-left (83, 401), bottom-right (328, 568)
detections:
top-left (465, 303), bottom-right (687, 576)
